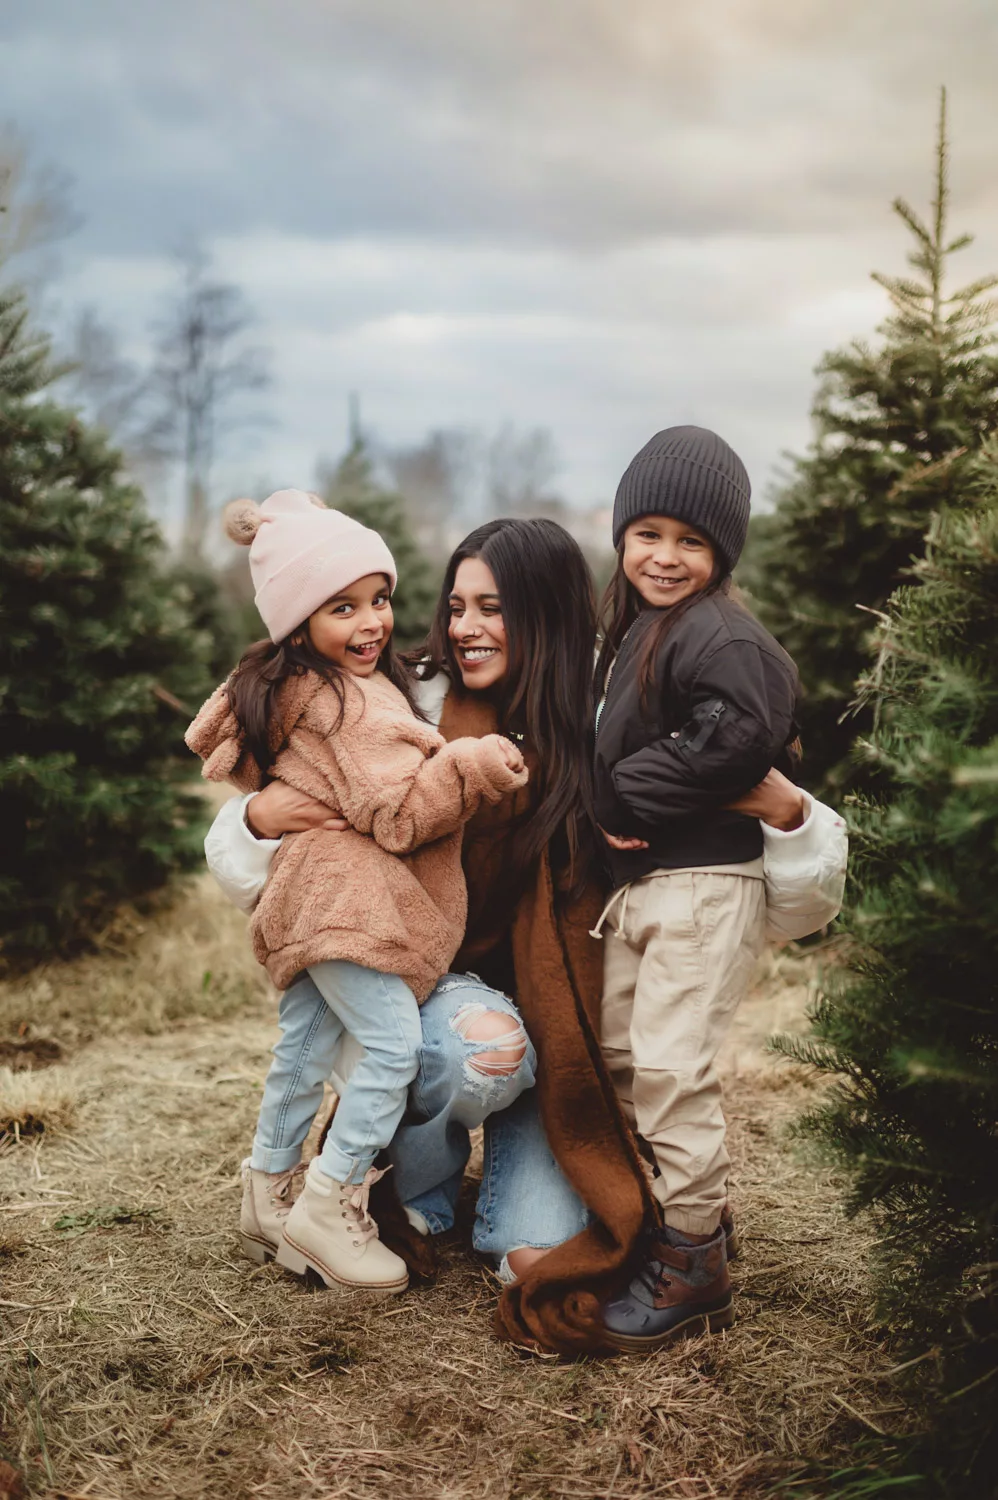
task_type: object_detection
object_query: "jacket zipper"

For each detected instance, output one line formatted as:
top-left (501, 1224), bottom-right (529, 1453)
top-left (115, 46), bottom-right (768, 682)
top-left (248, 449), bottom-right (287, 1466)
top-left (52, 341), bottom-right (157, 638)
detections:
top-left (685, 699), bottom-right (727, 753)
top-left (595, 622), bottom-right (638, 741)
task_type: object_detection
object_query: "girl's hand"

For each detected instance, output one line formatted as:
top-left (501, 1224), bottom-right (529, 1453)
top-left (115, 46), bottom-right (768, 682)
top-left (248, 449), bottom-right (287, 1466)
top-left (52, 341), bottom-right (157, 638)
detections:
top-left (726, 768), bottom-right (806, 831)
top-left (600, 825), bottom-right (650, 852)
top-left (495, 737), bottom-right (526, 775)
top-left (246, 782), bottom-right (350, 840)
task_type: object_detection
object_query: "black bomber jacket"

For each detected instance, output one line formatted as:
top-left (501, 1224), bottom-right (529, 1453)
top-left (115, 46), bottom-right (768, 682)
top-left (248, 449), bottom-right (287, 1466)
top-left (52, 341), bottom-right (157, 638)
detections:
top-left (593, 593), bottom-right (799, 889)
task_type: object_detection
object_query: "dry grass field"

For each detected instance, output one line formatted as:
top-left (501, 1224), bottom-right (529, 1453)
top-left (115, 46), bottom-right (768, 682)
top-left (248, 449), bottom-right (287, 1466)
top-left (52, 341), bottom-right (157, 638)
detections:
top-left (0, 877), bottom-right (915, 1500)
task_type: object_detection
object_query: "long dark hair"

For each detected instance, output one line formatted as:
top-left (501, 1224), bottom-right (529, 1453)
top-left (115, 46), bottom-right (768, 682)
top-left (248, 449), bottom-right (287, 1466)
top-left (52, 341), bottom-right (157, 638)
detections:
top-left (595, 550), bottom-right (727, 713)
top-left (228, 622), bottom-right (421, 780)
top-left (421, 517), bottom-right (598, 893)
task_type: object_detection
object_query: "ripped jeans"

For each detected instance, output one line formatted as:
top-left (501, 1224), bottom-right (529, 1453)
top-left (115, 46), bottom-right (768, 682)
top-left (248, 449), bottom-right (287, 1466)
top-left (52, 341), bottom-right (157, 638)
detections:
top-left (252, 971), bottom-right (590, 1265)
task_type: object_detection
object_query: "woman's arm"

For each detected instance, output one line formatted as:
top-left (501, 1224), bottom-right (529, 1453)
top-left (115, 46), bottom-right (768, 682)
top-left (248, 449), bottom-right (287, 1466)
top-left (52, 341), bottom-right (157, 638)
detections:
top-left (245, 783), bottom-right (349, 839)
top-left (204, 787), bottom-right (348, 911)
top-left (726, 767), bottom-right (805, 830)
top-left (601, 767), bottom-right (806, 852)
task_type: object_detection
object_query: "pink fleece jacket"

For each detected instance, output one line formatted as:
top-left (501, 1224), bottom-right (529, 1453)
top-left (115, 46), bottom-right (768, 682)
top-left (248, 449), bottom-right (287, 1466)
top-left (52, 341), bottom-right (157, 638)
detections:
top-left (185, 670), bottom-right (528, 999)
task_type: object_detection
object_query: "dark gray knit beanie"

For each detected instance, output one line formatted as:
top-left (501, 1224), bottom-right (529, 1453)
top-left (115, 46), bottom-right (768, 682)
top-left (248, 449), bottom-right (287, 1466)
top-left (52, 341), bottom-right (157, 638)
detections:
top-left (612, 425), bottom-right (751, 572)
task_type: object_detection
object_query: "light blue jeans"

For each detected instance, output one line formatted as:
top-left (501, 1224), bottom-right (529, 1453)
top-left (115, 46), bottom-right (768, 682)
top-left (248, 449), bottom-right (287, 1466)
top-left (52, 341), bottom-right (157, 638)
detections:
top-left (252, 959), bottom-right (422, 1186)
top-left (251, 969), bottom-right (590, 1262)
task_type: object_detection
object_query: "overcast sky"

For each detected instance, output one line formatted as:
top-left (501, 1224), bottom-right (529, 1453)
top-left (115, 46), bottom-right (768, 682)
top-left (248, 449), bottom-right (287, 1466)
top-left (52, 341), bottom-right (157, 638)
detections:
top-left (3, 0), bottom-right (997, 521)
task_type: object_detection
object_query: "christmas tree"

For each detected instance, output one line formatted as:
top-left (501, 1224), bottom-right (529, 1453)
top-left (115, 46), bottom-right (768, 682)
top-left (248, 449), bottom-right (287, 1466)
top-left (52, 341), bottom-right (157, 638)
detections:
top-left (320, 431), bottom-right (440, 647)
top-left (743, 91), bottom-right (998, 792)
top-left (776, 478), bottom-right (998, 1489)
top-left (0, 281), bottom-right (215, 960)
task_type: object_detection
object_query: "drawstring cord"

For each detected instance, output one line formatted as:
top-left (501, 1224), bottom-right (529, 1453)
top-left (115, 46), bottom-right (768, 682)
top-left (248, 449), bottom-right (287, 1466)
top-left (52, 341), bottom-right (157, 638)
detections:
top-left (590, 882), bottom-right (633, 941)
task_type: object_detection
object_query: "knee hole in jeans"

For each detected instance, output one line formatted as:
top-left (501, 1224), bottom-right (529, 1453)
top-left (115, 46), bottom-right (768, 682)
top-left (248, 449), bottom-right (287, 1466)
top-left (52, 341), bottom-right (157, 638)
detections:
top-left (450, 1002), bottom-right (527, 1077)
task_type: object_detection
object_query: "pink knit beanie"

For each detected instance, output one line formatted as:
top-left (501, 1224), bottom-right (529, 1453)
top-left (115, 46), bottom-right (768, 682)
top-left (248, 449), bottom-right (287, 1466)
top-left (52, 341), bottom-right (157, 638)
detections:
top-left (223, 489), bottom-right (397, 643)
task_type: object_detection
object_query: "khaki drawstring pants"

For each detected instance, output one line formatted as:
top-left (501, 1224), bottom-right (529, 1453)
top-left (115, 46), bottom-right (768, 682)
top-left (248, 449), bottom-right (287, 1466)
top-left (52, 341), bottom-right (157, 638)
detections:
top-left (598, 867), bottom-right (766, 1236)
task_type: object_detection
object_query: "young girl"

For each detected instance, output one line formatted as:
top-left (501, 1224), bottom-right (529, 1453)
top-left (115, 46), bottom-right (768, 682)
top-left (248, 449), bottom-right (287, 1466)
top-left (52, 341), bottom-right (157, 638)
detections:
top-left (591, 426), bottom-right (800, 1350)
top-left (186, 489), bottom-right (527, 1297)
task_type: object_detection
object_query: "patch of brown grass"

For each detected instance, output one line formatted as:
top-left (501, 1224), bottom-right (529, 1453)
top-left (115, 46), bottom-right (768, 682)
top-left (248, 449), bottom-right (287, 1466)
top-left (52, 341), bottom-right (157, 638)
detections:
top-left (0, 1064), bottom-right (81, 1144)
top-left (0, 945), bottom-right (914, 1500)
top-left (0, 874), bottom-right (271, 1052)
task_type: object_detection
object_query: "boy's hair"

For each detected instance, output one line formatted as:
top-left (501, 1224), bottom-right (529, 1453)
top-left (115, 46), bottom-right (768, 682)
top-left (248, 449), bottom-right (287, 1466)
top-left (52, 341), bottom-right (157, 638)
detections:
top-left (595, 549), bottom-right (728, 714)
top-left (227, 626), bottom-right (422, 780)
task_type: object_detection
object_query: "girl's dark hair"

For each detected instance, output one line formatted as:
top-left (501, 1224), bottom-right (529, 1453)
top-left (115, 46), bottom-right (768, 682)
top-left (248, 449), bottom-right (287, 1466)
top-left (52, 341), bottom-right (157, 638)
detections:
top-left (595, 546), bottom-right (727, 713)
top-left (228, 610), bottom-right (422, 780)
top-left (420, 517), bottom-right (599, 895)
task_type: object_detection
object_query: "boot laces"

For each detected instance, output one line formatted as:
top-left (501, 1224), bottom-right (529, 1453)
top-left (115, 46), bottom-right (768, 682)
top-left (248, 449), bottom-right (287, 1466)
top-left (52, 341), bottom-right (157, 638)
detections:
top-left (342, 1166), bottom-right (390, 1246)
top-left (267, 1163), bottom-right (306, 1219)
top-left (630, 1229), bottom-right (674, 1304)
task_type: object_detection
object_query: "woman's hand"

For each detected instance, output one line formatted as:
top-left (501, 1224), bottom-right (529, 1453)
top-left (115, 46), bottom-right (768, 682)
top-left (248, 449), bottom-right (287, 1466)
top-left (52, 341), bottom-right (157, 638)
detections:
top-left (245, 782), bottom-right (350, 840)
top-left (726, 768), bottom-right (806, 831)
top-left (600, 826), bottom-right (650, 852)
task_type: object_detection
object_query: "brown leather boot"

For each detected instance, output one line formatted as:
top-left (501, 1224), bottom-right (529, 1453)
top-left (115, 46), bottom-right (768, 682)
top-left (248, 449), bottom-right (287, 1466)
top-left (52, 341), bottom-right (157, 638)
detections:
top-left (720, 1201), bottom-right (741, 1261)
top-left (601, 1226), bottom-right (732, 1352)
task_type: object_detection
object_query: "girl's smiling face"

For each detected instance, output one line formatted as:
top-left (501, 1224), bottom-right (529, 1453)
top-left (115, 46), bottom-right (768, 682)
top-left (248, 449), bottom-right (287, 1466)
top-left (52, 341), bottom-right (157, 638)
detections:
top-left (305, 572), bottom-right (393, 675)
top-left (447, 557), bottom-right (508, 690)
top-left (621, 515), bottom-right (716, 608)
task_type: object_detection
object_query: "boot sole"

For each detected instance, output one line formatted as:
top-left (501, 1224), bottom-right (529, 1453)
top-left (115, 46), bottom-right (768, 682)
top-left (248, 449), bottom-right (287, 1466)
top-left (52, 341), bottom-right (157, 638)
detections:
top-left (604, 1300), bottom-right (735, 1353)
top-left (275, 1234), bottom-right (408, 1297)
top-left (240, 1231), bottom-right (276, 1265)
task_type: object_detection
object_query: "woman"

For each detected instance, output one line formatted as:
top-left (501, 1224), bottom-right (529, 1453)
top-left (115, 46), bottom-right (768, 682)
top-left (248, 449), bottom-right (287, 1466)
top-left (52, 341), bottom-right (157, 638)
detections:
top-left (205, 517), bottom-right (806, 1353)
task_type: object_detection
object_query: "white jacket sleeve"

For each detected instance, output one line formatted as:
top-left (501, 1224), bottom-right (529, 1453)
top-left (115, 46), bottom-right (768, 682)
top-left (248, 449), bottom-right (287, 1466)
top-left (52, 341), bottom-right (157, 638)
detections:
top-left (762, 792), bottom-right (848, 943)
top-left (203, 671), bottom-right (450, 914)
top-left (204, 794), bottom-right (281, 913)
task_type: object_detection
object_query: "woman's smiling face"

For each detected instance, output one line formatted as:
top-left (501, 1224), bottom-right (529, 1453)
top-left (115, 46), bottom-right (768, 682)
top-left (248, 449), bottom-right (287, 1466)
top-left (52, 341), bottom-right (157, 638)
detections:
top-left (447, 556), bottom-right (508, 690)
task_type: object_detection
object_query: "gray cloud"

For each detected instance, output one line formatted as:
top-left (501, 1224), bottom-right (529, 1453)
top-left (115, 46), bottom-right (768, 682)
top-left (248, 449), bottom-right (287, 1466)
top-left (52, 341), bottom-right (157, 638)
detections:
top-left (2, 1), bottom-right (997, 511)
top-left (6, 0), bottom-right (997, 254)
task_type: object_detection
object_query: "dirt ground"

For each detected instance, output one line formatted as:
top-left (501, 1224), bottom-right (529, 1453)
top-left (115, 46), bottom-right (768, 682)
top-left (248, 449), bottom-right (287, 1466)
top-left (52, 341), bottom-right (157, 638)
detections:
top-left (0, 879), bottom-right (910, 1500)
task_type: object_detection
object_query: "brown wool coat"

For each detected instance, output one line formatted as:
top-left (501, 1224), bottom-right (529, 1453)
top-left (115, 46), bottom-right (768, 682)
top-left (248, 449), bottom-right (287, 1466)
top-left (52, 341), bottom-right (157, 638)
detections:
top-left (437, 691), bottom-right (655, 1356)
top-left (185, 670), bottom-right (527, 1000)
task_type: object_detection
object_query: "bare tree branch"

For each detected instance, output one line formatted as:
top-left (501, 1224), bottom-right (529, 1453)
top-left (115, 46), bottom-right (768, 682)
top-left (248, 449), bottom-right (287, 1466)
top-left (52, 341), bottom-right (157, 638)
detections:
top-left (141, 247), bottom-right (271, 558)
top-left (0, 128), bottom-right (79, 282)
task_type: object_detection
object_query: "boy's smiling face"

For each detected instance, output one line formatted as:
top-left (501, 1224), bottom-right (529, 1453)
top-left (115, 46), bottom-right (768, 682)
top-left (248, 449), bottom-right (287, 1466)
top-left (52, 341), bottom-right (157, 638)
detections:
top-left (621, 515), bottom-right (716, 608)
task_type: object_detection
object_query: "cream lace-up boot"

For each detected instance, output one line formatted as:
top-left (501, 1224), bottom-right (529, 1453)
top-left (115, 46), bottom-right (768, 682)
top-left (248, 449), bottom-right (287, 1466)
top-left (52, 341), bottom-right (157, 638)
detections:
top-left (275, 1160), bottom-right (409, 1295)
top-left (239, 1159), bottom-right (306, 1264)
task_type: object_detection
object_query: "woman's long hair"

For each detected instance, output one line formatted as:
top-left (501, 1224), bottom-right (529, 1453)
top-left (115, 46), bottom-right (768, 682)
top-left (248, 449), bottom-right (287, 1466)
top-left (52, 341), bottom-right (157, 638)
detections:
top-left (227, 620), bottom-right (421, 780)
top-left (595, 550), bottom-right (727, 713)
top-left (421, 517), bottom-right (599, 895)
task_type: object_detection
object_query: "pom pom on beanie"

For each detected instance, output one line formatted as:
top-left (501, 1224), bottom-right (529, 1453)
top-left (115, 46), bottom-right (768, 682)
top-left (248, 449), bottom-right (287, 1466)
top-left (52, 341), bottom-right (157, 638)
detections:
top-left (224, 487), bottom-right (397, 642)
top-left (223, 498), bottom-right (264, 545)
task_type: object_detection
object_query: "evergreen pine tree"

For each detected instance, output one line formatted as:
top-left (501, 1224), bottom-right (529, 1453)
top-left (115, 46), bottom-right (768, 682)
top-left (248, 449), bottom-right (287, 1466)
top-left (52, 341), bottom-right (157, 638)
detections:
top-left (744, 91), bottom-right (998, 792)
top-left (0, 283), bottom-right (53, 397)
top-left (775, 475), bottom-right (998, 1490)
top-left (0, 282), bottom-right (215, 960)
top-left (320, 433), bottom-right (440, 646)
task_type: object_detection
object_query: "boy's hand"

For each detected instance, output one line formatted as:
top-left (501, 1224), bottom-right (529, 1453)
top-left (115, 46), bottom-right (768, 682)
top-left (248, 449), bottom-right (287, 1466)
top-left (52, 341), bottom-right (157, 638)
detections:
top-left (600, 826), bottom-right (650, 852)
top-left (246, 782), bottom-right (349, 840)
